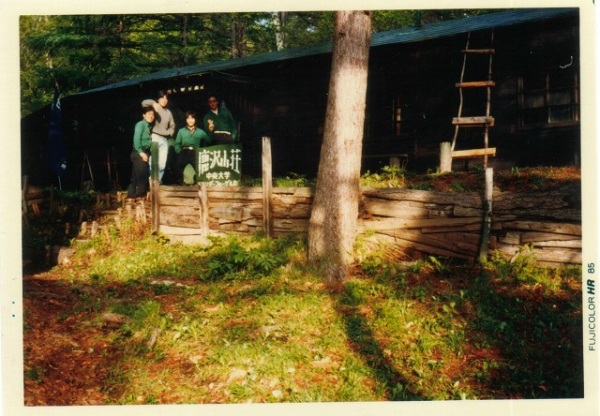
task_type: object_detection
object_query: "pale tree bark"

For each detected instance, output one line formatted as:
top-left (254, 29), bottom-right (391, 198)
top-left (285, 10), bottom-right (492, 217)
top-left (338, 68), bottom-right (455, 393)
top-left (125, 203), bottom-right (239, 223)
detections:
top-left (308, 10), bottom-right (372, 283)
top-left (272, 12), bottom-right (287, 50)
top-left (231, 15), bottom-right (245, 58)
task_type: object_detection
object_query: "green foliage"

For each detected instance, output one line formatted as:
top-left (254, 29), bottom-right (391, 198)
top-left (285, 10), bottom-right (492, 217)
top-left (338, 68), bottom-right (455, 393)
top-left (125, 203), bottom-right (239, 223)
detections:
top-left (274, 173), bottom-right (315, 188)
top-left (360, 165), bottom-right (406, 188)
top-left (204, 236), bottom-right (289, 281)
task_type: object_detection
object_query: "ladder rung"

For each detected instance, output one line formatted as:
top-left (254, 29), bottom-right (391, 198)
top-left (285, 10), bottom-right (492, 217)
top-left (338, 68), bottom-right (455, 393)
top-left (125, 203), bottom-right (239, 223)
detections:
top-left (451, 148), bottom-right (496, 159)
top-left (452, 116), bottom-right (495, 127)
top-left (455, 81), bottom-right (495, 88)
top-left (462, 48), bottom-right (495, 54)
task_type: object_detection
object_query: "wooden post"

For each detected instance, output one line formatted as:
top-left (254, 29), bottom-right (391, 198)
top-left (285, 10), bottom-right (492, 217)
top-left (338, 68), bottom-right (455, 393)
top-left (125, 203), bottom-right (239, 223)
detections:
top-left (440, 142), bottom-right (452, 173)
top-left (479, 167), bottom-right (493, 261)
top-left (150, 142), bottom-right (160, 233)
top-left (198, 182), bottom-right (208, 237)
top-left (262, 136), bottom-right (273, 238)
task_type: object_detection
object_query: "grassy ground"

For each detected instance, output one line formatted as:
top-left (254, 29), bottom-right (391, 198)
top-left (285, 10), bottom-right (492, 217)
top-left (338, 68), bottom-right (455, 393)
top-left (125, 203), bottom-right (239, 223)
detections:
top-left (23, 227), bottom-right (583, 405)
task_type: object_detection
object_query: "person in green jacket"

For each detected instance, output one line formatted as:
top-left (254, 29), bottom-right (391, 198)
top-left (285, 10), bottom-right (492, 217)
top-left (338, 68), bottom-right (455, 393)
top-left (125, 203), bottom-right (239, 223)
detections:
top-left (203, 95), bottom-right (238, 145)
top-left (174, 110), bottom-right (211, 184)
top-left (127, 106), bottom-right (154, 199)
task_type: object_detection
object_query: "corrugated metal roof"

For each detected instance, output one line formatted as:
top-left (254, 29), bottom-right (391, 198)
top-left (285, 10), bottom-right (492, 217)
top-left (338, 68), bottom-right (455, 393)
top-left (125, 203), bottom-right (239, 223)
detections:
top-left (77, 8), bottom-right (577, 95)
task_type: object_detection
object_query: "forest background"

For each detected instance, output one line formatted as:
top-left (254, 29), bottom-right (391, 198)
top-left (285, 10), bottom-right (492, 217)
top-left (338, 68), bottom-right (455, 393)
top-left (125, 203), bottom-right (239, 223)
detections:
top-left (20, 10), bottom-right (495, 117)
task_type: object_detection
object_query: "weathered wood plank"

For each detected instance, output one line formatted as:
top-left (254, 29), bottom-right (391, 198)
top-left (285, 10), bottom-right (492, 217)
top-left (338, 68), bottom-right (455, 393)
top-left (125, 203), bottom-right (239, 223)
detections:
top-left (160, 196), bottom-right (200, 207)
top-left (361, 187), bottom-right (482, 208)
top-left (362, 198), bottom-right (431, 219)
top-left (160, 225), bottom-right (203, 234)
top-left (451, 147), bottom-right (496, 158)
top-left (273, 187), bottom-right (314, 197)
top-left (207, 188), bottom-right (263, 201)
top-left (521, 232), bottom-right (582, 243)
top-left (422, 223), bottom-right (484, 233)
top-left (372, 234), bottom-right (475, 261)
top-left (492, 244), bottom-right (582, 264)
top-left (493, 190), bottom-right (578, 210)
top-left (494, 208), bottom-right (581, 221)
top-left (161, 215), bottom-right (203, 228)
top-left (498, 231), bottom-right (521, 245)
top-left (375, 229), bottom-right (479, 256)
top-left (532, 240), bottom-right (582, 248)
top-left (501, 221), bottom-right (581, 236)
top-left (453, 206), bottom-right (483, 217)
top-left (211, 206), bottom-right (254, 222)
top-left (272, 195), bottom-right (314, 205)
top-left (358, 216), bottom-right (482, 232)
top-left (272, 203), bottom-right (311, 219)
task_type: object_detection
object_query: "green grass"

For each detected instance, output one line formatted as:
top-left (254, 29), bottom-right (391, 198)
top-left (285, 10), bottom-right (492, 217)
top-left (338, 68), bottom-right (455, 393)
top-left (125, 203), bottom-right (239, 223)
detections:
top-left (25, 229), bottom-right (583, 404)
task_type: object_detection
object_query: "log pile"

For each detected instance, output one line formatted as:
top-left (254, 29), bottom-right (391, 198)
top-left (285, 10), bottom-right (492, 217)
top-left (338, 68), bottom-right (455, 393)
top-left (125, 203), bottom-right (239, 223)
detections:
top-left (360, 185), bottom-right (581, 266)
top-left (154, 184), bottom-right (581, 266)
top-left (157, 185), bottom-right (313, 238)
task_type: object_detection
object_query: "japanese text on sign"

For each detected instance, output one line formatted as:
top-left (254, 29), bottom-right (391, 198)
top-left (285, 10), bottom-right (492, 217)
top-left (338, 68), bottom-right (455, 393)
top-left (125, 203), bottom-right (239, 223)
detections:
top-left (196, 144), bottom-right (242, 186)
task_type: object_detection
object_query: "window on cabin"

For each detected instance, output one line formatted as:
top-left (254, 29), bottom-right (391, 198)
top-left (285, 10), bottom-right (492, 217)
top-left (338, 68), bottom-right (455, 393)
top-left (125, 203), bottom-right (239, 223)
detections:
top-left (518, 69), bottom-right (579, 128)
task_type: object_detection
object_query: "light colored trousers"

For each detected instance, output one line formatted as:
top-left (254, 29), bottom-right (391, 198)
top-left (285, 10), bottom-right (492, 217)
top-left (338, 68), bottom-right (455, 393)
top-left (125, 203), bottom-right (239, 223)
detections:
top-left (150, 133), bottom-right (168, 182)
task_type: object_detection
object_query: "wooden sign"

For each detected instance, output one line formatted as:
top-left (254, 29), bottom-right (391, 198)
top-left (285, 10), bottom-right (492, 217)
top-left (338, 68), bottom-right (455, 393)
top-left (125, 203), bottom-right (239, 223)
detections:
top-left (196, 144), bottom-right (242, 186)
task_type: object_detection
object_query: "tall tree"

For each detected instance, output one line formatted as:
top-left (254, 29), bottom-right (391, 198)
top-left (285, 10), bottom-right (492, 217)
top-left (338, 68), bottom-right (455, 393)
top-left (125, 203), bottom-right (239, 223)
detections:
top-left (271, 12), bottom-right (287, 50)
top-left (307, 10), bottom-right (371, 283)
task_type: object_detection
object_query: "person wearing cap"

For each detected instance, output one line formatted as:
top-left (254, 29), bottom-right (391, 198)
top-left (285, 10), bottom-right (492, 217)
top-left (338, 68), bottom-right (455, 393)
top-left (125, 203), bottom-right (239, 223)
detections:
top-left (203, 95), bottom-right (238, 145)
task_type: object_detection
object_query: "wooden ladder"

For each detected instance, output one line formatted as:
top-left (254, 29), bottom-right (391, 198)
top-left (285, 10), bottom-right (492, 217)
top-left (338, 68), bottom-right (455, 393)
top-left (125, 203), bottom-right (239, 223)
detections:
top-left (451, 30), bottom-right (496, 168)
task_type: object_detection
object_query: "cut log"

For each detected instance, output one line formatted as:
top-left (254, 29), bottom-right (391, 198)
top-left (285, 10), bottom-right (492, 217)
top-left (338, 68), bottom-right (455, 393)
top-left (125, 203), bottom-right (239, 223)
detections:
top-left (273, 187), bottom-right (314, 197)
top-left (374, 234), bottom-right (475, 261)
top-left (159, 196), bottom-right (200, 207)
top-left (451, 148), bottom-right (496, 159)
top-left (359, 216), bottom-right (482, 232)
top-left (361, 187), bottom-right (482, 208)
top-left (501, 221), bottom-right (581, 236)
top-left (453, 206), bottom-right (483, 217)
top-left (207, 188), bottom-right (263, 201)
top-left (272, 203), bottom-right (312, 219)
top-left (362, 198), bottom-right (431, 219)
top-left (493, 190), bottom-right (577, 210)
top-left (498, 231), bottom-right (521, 245)
top-left (462, 48), bottom-right (495, 54)
top-left (455, 80), bottom-right (496, 88)
top-left (531, 240), bottom-right (582, 248)
top-left (212, 206), bottom-right (245, 221)
top-left (375, 229), bottom-right (479, 256)
top-left (452, 117), bottom-right (495, 127)
top-left (494, 208), bottom-right (581, 221)
top-left (521, 232), bottom-right (582, 243)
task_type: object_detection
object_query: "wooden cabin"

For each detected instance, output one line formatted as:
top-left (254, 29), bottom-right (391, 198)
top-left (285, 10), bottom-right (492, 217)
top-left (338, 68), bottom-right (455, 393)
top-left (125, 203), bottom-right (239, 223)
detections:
top-left (21, 8), bottom-right (580, 190)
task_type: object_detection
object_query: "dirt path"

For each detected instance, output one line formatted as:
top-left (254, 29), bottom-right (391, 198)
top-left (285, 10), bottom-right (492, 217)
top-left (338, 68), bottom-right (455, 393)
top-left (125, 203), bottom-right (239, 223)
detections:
top-left (23, 274), bottom-right (121, 406)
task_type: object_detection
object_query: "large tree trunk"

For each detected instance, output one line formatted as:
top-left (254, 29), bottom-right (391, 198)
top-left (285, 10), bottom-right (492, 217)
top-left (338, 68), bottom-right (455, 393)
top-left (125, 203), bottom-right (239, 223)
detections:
top-left (307, 11), bottom-right (371, 283)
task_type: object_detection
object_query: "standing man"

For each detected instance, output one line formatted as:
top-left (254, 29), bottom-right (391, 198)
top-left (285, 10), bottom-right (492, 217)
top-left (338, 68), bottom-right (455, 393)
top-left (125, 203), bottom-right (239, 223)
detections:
top-left (142, 90), bottom-right (175, 182)
top-left (174, 110), bottom-right (211, 184)
top-left (203, 95), bottom-right (238, 145)
top-left (127, 106), bottom-right (154, 199)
